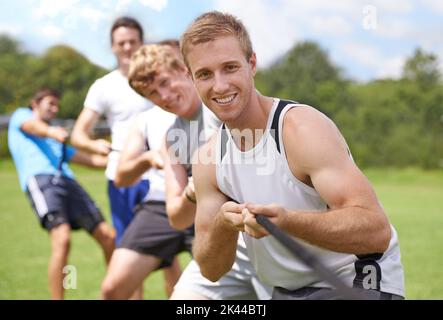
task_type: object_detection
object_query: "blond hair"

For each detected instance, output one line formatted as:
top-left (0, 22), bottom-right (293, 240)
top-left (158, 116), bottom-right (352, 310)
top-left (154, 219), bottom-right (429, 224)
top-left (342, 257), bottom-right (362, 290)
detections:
top-left (128, 44), bottom-right (185, 96)
top-left (180, 11), bottom-right (253, 69)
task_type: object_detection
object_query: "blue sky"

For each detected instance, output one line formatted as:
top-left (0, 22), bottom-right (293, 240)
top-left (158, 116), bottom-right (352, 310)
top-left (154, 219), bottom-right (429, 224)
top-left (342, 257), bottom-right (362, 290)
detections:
top-left (1, 0), bottom-right (442, 82)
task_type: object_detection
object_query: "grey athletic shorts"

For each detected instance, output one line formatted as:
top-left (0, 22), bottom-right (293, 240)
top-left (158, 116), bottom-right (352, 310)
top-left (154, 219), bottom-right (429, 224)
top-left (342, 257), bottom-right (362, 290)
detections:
top-left (119, 201), bottom-right (194, 269)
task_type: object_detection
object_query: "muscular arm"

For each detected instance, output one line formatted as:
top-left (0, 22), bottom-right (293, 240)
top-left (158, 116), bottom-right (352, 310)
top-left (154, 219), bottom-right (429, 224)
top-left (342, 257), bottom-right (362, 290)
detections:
top-left (21, 116), bottom-right (106, 168)
top-left (163, 138), bottom-right (197, 230)
top-left (246, 107), bottom-right (391, 254)
top-left (192, 139), bottom-right (241, 282)
top-left (114, 127), bottom-right (162, 187)
top-left (21, 119), bottom-right (68, 143)
top-left (70, 151), bottom-right (107, 168)
top-left (71, 108), bottom-right (111, 155)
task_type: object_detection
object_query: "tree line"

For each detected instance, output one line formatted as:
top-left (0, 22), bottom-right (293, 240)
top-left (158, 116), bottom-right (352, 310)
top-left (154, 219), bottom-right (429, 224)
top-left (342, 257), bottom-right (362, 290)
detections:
top-left (1, 34), bottom-right (442, 168)
top-left (255, 42), bottom-right (443, 169)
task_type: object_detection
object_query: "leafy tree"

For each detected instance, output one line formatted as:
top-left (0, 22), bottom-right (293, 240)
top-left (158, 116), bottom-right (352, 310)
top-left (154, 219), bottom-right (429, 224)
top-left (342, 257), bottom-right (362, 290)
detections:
top-left (256, 41), bottom-right (351, 120)
top-left (1, 34), bottom-right (441, 168)
top-left (0, 39), bottom-right (107, 118)
top-left (0, 35), bottom-right (108, 157)
top-left (403, 48), bottom-right (441, 89)
top-left (0, 35), bottom-right (23, 54)
top-left (30, 45), bottom-right (107, 118)
top-left (0, 35), bottom-right (36, 113)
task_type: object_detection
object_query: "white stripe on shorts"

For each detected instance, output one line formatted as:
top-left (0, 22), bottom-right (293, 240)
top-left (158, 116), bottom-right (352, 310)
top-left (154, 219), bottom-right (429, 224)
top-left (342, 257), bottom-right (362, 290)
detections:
top-left (27, 176), bottom-right (49, 218)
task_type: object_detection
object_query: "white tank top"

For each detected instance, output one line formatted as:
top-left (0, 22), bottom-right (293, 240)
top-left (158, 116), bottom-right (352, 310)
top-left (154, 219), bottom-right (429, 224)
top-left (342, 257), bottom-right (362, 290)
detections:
top-left (215, 98), bottom-right (404, 297)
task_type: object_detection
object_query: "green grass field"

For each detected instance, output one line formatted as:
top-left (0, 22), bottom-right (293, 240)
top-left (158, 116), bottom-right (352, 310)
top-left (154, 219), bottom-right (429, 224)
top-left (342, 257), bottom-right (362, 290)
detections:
top-left (0, 159), bottom-right (442, 299)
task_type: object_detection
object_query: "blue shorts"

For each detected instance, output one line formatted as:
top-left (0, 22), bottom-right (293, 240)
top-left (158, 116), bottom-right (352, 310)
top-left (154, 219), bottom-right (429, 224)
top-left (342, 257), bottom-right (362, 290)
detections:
top-left (107, 179), bottom-right (149, 245)
top-left (26, 175), bottom-right (104, 233)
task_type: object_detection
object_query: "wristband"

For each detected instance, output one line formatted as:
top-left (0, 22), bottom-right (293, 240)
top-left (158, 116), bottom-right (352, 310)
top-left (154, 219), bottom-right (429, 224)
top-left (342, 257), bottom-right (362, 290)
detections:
top-left (46, 126), bottom-right (53, 138)
top-left (184, 186), bottom-right (196, 204)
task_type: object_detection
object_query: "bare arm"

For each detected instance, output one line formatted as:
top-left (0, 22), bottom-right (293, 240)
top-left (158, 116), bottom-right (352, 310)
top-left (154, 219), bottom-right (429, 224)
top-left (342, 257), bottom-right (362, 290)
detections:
top-left (245, 106), bottom-right (391, 254)
top-left (114, 127), bottom-right (163, 187)
top-left (70, 151), bottom-right (107, 168)
top-left (21, 117), bottom-right (106, 168)
top-left (163, 137), bottom-right (197, 230)
top-left (192, 139), bottom-right (241, 282)
top-left (21, 119), bottom-right (68, 143)
top-left (71, 108), bottom-right (111, 155)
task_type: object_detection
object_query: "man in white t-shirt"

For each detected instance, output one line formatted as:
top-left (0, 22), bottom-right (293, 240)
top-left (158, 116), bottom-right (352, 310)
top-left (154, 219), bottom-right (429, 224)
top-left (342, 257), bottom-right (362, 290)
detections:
top-left (71, 17), bottom-right (181, 298)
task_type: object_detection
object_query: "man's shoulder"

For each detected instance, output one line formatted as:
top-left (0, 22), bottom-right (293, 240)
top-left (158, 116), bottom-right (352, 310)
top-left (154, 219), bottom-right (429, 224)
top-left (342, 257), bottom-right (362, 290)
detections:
top-left (168, 114), bottom-right (186, 130)
top-left (283, 104), bottom-right (332, 132)
top-left (11, 107), bottom-right (32, 117)
top-left (9, 107), bottom-right (33, 129)
top-left (143, 107), bottom-right (175, 121)
top-left (99, 69), bottom-right (120, 80)
top-left (90, 70), bottom-right (121, 88)
top-left (282, 103), bottom-right (347, 166)
top-left (137, 107), bottom-right (177, 137)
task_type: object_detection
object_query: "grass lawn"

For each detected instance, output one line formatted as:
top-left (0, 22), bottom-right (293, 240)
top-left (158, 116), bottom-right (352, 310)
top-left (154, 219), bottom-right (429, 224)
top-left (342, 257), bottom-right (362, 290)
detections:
top-left (0, 159), bottom-right (442, 299)
top-left (0, 159), bottom-right (190, 300)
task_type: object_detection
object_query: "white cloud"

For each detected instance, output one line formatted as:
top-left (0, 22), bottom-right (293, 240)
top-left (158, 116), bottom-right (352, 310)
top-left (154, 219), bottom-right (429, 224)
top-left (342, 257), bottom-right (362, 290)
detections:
top-left (40, 25), bottom-right (63, 39)
top-left (372, 0), bottom-right (414, 14)
top-left (421, 0), bottom-right (443, 14)
top-left (139, 0), bottom-right (168, 11)
top-left (309, 16), bottom-right (353, 36)
top-left (213, 0), bottom-right (432, 80)
top-left (376, 56), bottom-right (405, 79)
top-left (34, 0), bottom-right (79, 19)
top-left (215, 0), bottom-right (298, 67)
top-left (0, 24), bottom-right (22, 36)
top-left (115, 0), bottom-right (132, 12)
top-left (115, 0), bottom-right (168, 12)
top-left (214, 0), bottom-right (360, 67)
top-left (79, 6), bottom-right (108, 29)
top-left (32, 1), bottom-right (111, 32)
top-left (375, 18), bottom-right (416, 39)
top-left (339, 42), bottom-right (405, 79)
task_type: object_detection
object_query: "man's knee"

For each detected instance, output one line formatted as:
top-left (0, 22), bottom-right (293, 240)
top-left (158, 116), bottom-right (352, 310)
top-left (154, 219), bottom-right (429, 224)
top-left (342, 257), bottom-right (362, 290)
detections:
top-left (50, 224), bottom-right (71, 254)
top-left (93, 223), bottom-right (116, 246)
top-left (101, 276), bottom-right (127, 300)
top-left (101, 277), bottom-right (117, 299)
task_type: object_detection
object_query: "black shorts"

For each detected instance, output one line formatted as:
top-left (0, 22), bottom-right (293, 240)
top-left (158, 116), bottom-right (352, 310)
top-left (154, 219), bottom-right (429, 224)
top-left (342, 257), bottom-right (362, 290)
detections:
top-left (272, 286), bottom-right (404, 300)
top-left (119, 201), bottom-right (194, 269)
top-left (25, 174), bottom-right (105, 233)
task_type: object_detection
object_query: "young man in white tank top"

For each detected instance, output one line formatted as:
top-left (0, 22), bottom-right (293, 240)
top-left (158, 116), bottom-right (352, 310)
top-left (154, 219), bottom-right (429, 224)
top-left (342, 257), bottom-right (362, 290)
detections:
top-left (181, 11), bottom-right (405, 299)
top-left (127, 43), bottom-right (271, 300)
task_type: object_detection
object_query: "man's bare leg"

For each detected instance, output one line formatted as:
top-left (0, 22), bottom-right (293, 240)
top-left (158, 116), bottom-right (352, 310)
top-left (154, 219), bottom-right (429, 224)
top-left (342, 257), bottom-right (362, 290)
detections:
top-left (91, 222), bottom-right (115, 265)
top-left (48, 223), bottom-right (71, 300)
top-left (101, 248), bottom-right (161, 300)
top-left (163, 257), bottom-right (182, 297)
